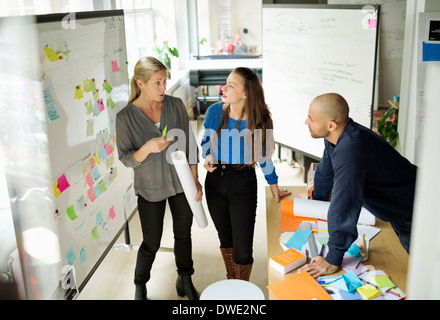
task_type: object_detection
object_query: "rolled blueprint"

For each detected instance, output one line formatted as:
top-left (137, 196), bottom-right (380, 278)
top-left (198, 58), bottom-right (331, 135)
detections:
top-left (293, 198), bottom-right (375, 225)
top-left (171, 151), bottom-right (208, 228)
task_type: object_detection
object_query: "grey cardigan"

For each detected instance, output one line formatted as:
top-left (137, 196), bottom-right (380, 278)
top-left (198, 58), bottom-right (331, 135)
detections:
top-left (115, 95), bottom-right (198, 202)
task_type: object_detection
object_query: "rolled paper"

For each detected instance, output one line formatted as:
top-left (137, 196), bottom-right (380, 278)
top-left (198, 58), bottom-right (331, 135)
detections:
top-left (293, 198), bottom-right (376, 225)
top-left (171, 150), bottom-right (208, 228)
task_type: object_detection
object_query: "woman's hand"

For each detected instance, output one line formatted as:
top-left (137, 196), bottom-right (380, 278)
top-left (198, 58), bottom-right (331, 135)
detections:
top-left (270, 184), bottom-right (292, 202)
top-left (134, 137), bottom-right (171, 163)
top-left (194, 179), bottom-right (203, 202)
top-left (203, 154), bottom-right (217, 173)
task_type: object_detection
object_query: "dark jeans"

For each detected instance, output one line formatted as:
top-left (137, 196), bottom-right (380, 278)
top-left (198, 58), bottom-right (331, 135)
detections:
top-left (134, 193), bottom-right (194, 286)
top-left (205, 165), bottom-right (258, 265)
top-left (390, 218), bottom-right (412, 253)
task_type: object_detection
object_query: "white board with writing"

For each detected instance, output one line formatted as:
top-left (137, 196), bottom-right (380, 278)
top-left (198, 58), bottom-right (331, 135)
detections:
top-left (263, 5), bottom-right (379, 158)
top-left (37, 10), bottom-right (134, 293)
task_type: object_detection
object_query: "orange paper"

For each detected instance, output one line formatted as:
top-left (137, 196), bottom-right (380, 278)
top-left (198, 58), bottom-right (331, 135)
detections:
top-left (267, 271), bottom-right (333, 300)
top-left (280, 200), bottom-right (316, 232)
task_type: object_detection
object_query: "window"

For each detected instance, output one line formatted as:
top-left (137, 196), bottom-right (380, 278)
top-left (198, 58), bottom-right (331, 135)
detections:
top-left (195, 0), bottom-right (262, 58)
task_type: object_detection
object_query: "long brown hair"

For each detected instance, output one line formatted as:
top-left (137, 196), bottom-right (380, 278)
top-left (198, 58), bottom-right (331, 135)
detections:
top-left (128, 56), bottom-right (167, 104)
top-left (216, 67), bottom-right (274, 165)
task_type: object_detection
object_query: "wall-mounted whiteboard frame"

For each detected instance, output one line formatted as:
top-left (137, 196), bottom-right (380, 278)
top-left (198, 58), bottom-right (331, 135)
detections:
top-left (262, 4), bottom-right (380, 159)
top-left (36, 10), bottom-right (136, 297)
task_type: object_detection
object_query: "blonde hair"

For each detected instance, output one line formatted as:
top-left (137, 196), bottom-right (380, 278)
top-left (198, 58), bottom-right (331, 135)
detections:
top-left (128, 56), bottom-right (167, 104)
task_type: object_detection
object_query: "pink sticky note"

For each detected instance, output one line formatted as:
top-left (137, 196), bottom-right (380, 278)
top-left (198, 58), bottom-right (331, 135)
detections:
top-left (109, 206), bottom-right (116, 220)
top-left (104, 143), bottom-right (112, 156)
top-left (368, 19), bottom-right (377, 29)
top-left (85, 172), bottom-right (94, 187)
top-left (57, 174), bottom-right (70, 193)
top-left (112, 60), bottom-right (119, 72)
top-left (87, 187), bottom-right (97, 202)
top-left (98, 99), bottom-right (105, 112)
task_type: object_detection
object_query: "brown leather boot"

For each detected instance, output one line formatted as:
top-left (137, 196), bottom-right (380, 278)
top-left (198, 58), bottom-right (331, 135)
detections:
top-left (220, 248), bottom-right (235, 279)
top-left (235, 263), bottom-right (253, 281)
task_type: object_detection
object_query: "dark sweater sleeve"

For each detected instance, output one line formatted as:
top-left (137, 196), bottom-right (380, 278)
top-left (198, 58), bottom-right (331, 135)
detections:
top-left (312, 143), bottom-right (334, 201)
top-left (325, 144), bottom-right (366, 266)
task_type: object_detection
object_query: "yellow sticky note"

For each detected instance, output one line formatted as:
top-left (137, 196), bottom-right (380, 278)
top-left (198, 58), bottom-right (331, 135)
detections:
top-left (53, 182), bottom-right (61, 198)
top-left (103, 80), bottom-right (113, 93)
top-left (44, 46), bottom-right (58, 62)
top-left (371, 275), bottom-right (395, 289)
top-left (357, 284), bottom-right (381, 300)
top-left (75, 84), bottom-right (83, 99)
top-left (91, 227), bottom-right (99, 241)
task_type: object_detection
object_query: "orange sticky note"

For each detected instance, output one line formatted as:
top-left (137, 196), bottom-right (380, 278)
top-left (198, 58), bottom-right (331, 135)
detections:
top-left (267, 271), bottom-right (333, 300)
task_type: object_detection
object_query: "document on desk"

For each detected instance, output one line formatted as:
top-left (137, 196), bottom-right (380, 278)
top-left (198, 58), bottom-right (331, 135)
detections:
top-left (293, 198), bottom-right (376, 225)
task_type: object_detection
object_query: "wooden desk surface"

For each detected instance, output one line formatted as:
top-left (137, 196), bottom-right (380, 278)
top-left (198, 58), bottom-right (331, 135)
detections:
top-left (265, 186), bottom-right (409, 299)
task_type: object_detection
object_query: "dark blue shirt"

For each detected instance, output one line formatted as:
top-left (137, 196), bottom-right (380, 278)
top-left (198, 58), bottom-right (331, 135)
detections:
top-left (313, 119), bottom-right (417, 266)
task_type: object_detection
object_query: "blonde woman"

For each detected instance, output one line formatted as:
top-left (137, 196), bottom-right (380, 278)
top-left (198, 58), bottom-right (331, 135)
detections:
top-left (116, 56), bottom-right (202, 300)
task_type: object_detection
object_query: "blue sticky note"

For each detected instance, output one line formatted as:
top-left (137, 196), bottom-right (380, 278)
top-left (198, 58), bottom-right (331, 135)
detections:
top-left (341, 270), bottom-right (363, 292)
top-left (347, 243), bottom-right (362, 257)
top-left (66, 247), bottom-right (76, 265)
top-left (285, 229), bottom-right (312, 250)
top-left (80, 247), bottom-right (87, 264)
top-left (339, 289), bottom-right (362, 300)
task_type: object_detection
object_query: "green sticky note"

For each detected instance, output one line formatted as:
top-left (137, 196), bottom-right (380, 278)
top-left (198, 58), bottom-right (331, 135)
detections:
top-left (371, 275), bottom-right (395, 289)
top-left (92, 227), bottom-right (99, 241)
top-left (66, 205), bottom-right (78, 221)
top-left (162, 125), bottom-right (167, 137)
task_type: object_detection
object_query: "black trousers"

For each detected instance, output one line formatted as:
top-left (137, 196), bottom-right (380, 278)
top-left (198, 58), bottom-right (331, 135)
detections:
top-left (134, 193), bottom-right (194, 286)
top-left (205, 165), bottom-right (258, 265)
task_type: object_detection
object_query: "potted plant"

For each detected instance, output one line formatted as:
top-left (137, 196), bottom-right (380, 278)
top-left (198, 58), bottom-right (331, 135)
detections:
top-left (377, 105), bottom-right (399, 148)
top-left (153, 41), bottom-right (179, 78)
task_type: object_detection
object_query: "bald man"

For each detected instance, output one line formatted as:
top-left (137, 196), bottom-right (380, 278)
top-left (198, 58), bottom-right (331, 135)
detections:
top-left (299, 93), bottom-right (417, 278)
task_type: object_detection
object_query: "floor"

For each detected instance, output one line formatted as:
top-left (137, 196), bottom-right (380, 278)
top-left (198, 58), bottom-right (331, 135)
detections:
top-left (77, 119), bottom-right (306, 300)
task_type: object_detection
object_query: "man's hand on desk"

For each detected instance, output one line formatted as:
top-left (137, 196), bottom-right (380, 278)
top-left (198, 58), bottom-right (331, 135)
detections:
top-left (297, 256), bottom-right (339, 278)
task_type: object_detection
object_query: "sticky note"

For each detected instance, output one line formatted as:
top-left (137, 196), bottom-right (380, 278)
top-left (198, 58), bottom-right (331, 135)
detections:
top-left (162, 125), bottom-right (168, 137)
top-left (44, 46), bottom-right (58, 62)
top-left (98, 98), bottom-right (105, 112)
top-left (93, 91), bottom-right (100, 103)
top-left (66, 205), bottom-right (78, 221)
top-left (109, 206), bottom-right (116, 220)
top-left (85, 99), bottom-right (93, 115)
top-left (285, 229), bottom-right (312, 251)
top-left (93, 102), bottom-right (100, 116)
top-left (43, 88), bottom-right (55, 105)
top-left (107, 96), bottom-right (116, 110)
top-left (347, 243), bottom-right (362, 257)
top-left (98, 179), bottom-right (107, 193)
top-left (93, 184), bottom-right (102, 198)
top-left (96, 210), bottom-right (104, 225)
top-left (66, 247), bottom-right (76, 265)
top-left (368, 19), bottom-right (377, 29)
top-left (75, 84), bottom-right (83, 99)
top-left (370, 275), bottom-right (395, 289)
top-left (341, 270), bottom-right (363, 292)
top-left (80, 247), bottom-right (87, 264)
top-left (86, 119), bottom-right (94, 137)
top-left (47, 103), bottom-right (60, 122)
top-left (92, 152), bottom-right (101, 165)
top-left (89, 79), bottom-right (97, 92)
top-left (53, 182), bottom-right (61, 198)
top-left (87, 187), bottom-right (97, 202)
top-left (357, 284), bottom-right (381, 300)
top-left (91, 226), bottom-right (99, 241)
top-left (57, 174), bottom-right (70, 193)
top-left (103, 80), bottom-right (113, 93)
top-left (104, 143), bottom-right (112, 156)
top-left (83, 79), bottom-right (92, 93)
top-left (77, 195), bottom-right (87, 212)
top-left (112, 60), bottom-right (119, 72)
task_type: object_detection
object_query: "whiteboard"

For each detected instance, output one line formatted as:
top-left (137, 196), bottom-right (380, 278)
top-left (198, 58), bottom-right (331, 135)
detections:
top-left (36, 11), bottom-right (134, 293)
top-left (262, 5), bottom-right (379, 158)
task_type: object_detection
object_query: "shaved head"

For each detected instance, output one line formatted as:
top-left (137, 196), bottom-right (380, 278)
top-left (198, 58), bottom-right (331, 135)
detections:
top-left (311, 93), bottom-right (350, 125)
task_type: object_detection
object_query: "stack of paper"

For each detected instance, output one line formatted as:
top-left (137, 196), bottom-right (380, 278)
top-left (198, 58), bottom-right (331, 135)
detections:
top-left (269, 248), bottom-right (306, 274)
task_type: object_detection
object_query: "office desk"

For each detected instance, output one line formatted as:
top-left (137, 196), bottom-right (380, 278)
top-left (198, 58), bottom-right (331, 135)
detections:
top-left (266, 186), bottom-right (409, 299)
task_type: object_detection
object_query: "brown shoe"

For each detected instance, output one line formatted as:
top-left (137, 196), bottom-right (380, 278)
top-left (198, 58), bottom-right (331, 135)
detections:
top-left (235, 263), bottom-right (253, 281)
top-left (220, 248), bottom-right (235, 279)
